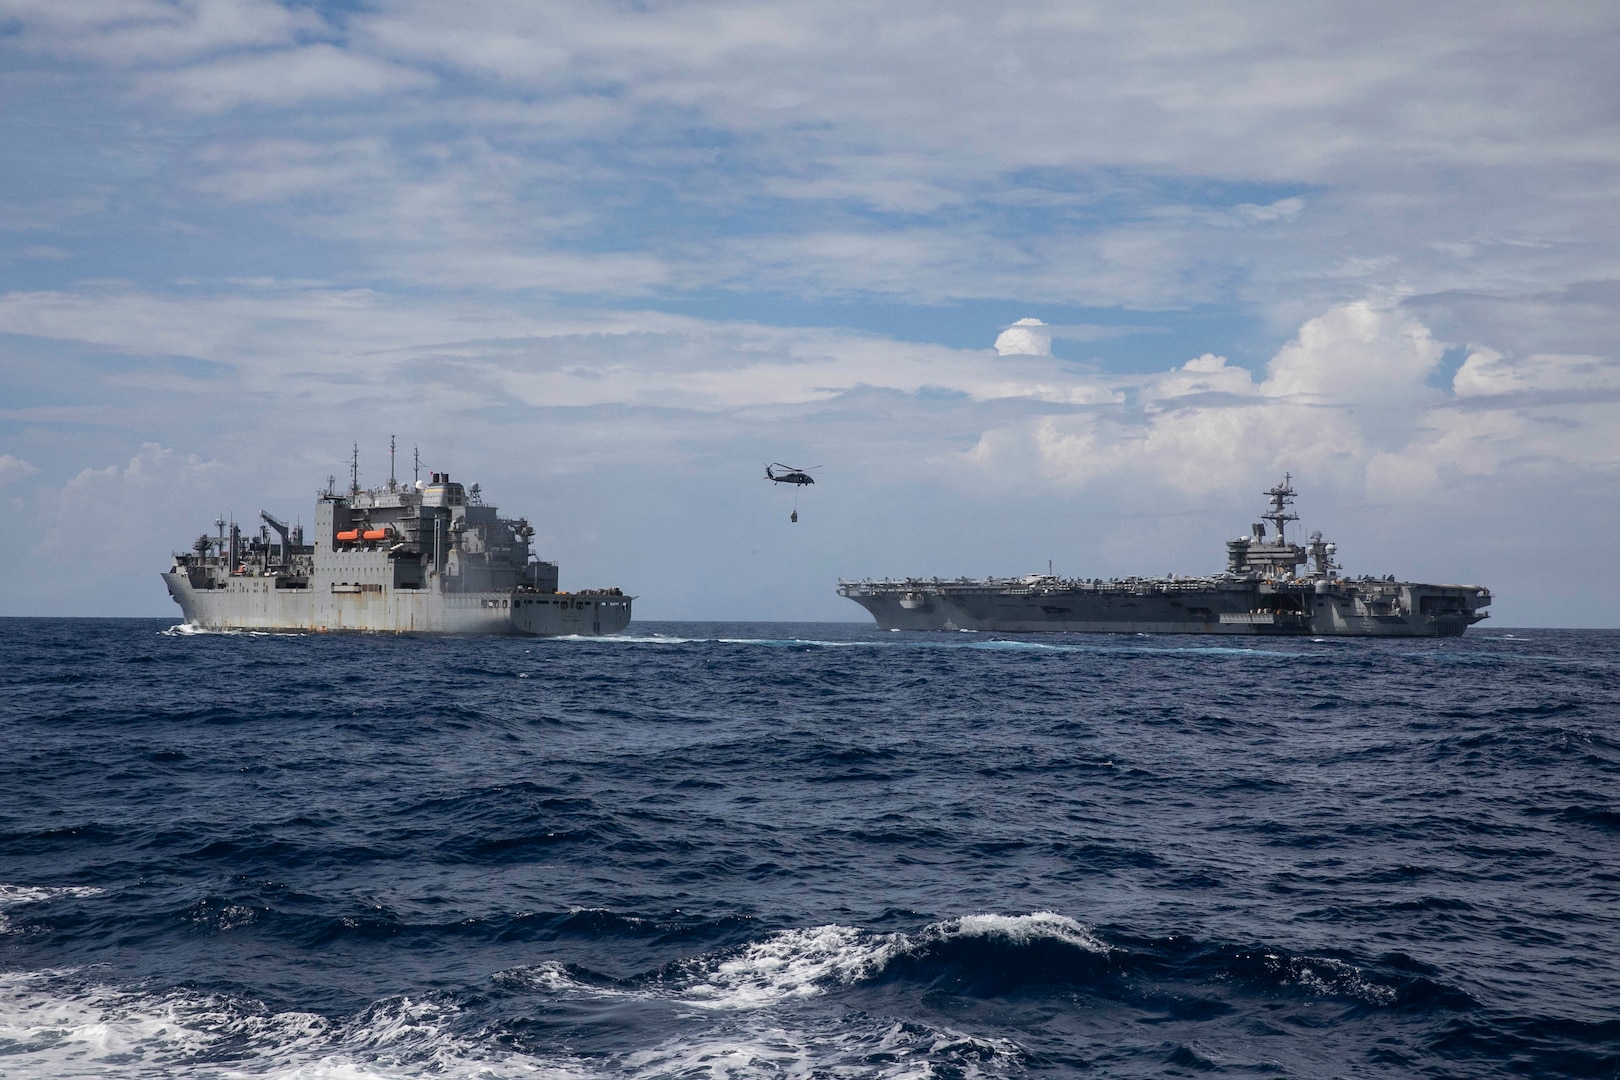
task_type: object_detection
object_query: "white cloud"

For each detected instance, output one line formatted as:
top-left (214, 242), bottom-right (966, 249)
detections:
top-left (1261, 299), bottom-right (1444, 405)
top-left (142, 44), bottom-right (434, 113)
top-left (1141, 353), bottom-right (1258, 406)
top-left (1232, 197), bottom-right (1305, 224)
top-left (5, 1), bottom-right (1612, 315)
top-left (994, 318), bottom-right (1051, 357)
top-left (0, 0), bottom-right (319, 64)
top-left (0, 454), bottom-right (39, 489)
top-left (4, 444), bottom-right (228, 614)
top-left (189, 137), bottom-right (396, 202)
top-left (1453, 349), bottom-right (1620, 397)
top-left (963, 298), bottom-right (1616, 508)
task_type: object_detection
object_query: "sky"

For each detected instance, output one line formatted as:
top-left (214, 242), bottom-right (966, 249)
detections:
top-left (1, 1), bottom-right (1617, 625)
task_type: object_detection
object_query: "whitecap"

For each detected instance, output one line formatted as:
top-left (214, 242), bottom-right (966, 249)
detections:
top-left (0, 885), bottom-right (103, 934)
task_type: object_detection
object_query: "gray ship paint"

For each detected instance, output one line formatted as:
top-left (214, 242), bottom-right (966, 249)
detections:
top-left (163, 470), bottom-right (630, 636)
top-left (838, 476), bottom-right (1490, 637)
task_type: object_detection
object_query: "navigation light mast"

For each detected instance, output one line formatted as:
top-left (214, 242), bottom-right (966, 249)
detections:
top-left (1262, 473), bottom-right (1299, 545)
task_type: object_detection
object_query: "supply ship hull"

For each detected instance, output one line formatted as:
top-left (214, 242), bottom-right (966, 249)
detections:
top-left (839, 477), bottom-right (1490, 637)
top-left (163, 460), bottom-right (631, 636)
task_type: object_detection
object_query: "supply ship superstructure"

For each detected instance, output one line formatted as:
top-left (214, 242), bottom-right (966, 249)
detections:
top-left (163, 456), bottom-right (631, 635)
top-left (838, 477), bottom-right (1490, 637)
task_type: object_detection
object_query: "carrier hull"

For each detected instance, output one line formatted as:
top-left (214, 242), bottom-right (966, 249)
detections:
top-left (838, 475), bottom-right (1490, 638)
top-left (838, 579), bottom-right (1486, 637)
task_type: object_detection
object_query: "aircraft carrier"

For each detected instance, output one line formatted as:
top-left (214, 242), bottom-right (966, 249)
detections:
top-left (838, 477), bottom-right (1491, 637)
top-left (163, 448), bottom-right (631, 635)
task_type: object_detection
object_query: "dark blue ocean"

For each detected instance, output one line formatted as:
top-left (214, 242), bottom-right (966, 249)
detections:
top-left (2, 619), bottom-right (1617, 1079)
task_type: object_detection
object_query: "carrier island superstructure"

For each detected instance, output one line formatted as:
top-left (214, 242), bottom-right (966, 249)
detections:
top-left (838, 477), bottom-right (1491, 637)
top-left (163, 461), bottom-right (631, 635)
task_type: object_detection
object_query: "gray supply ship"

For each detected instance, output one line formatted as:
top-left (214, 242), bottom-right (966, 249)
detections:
top-left (163, 452), bottom-right (631, 635)
top-left (838, 477), bottom-right (1490, 637)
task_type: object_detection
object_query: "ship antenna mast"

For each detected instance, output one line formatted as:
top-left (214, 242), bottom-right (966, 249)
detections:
top-left (413, 445), bottom-right (420, 484)
top-left (1262, 472), bottom-right (1299, 545)
top-left (349, 442), bottom-right (359, 497)
top-left (389, 435), bottom-right (397, 491)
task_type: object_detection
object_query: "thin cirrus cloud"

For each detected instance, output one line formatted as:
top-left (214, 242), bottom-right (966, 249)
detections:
top-left (0, 0), bottom-right (317, 64)
top-left (139, 44), bottom-right (435, 112)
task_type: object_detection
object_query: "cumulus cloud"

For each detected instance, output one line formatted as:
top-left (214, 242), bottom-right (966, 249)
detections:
top-left (0, 454), bottom-right (39, 489)
top-left (1141, 353), bottom-right (1258, 406)
top-left (963, 297), bottom-right (1617, 507)
top-left (3, 444), bottom-right (228, 614)
top-left (994, 318), bottom-right (1051, 357)
top-left (1261, 300), bottom-right (1444, 405)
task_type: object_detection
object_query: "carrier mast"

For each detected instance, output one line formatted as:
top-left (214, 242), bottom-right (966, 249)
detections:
top-left (1262, 473), bottom-right (1299, 545)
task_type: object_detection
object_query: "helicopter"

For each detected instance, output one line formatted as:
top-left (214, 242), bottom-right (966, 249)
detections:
top-left (764, 463), bottom-right (818, 486)
top-left (764, 463), bottom-right (819, 522)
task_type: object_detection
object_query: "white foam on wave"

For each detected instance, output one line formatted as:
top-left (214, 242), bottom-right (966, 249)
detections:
top-left (493, 960), bottom-right (637, 1003)
top-left (619, 1020), bottom-right (1020, 1080)
top-left (674, 912), bottom-right (1107, 1011)
top-left (494, 913), bottom-right (1105, 1019)
top-left (160, 622), bottom-right (213, 636)
top-left (0, 966), bottom-right (1025, 1080)
top-left (0, 972), bottom-right (586, 1080)
top-left (0, 915), bottom-right (1077, 1077)
top-left (678, 924), bottom-right (899, 1010)
top-left (0, 885), bottom-right (103, 933)
top-left (158, 624), bottom-right (306, 638)
top-left (1260, 952), bottom-right (1397, 1006)
top-left (925, 911), bottom-right (1111, 953)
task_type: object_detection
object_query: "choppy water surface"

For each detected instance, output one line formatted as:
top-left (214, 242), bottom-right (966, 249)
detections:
top-left (1, 618), bottom-right (1617, 1078)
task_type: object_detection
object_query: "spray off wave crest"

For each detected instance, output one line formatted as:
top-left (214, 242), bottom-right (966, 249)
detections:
top-left (503, 913), bottom-right (1109, 1011)
top-left (680, 912), bottom-right (1111, 1009)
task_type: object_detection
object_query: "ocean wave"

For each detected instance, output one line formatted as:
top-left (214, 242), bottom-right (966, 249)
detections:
top-left (560, 633), bottom-right (1308, 659)
top-left (0, 972), bottom-right (583, 1080)
top-left (617, 1021), bottom-right (1023, 1080)
top-left (0, 885), bottom-right (103, 934)
top-left (157, 624), bottom-right (308, 638)
top-left (0, 969), bottom-right (1025, 1080)
top-left (535, 913), bottom-right (1110, 1011)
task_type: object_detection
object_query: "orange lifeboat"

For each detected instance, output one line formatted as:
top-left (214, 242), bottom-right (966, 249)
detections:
top-left (335, 529), bottom-right (359, 542)
top-left (362, 528), bottom-right (388, 541)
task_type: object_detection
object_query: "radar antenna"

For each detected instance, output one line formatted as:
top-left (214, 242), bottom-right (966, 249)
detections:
top-left (349, 442), bottom-right (360, 497)
top-left (1262, 473), bottom-right (1299, 545)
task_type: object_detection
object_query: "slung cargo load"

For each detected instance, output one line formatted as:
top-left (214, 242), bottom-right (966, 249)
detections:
top-left (837, 475), bottom-right (1490, 637)
top-left (163, 447), bottom-right (632, 636)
